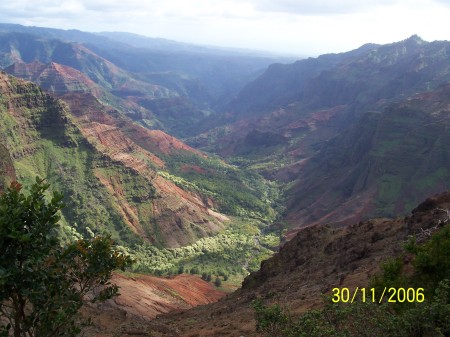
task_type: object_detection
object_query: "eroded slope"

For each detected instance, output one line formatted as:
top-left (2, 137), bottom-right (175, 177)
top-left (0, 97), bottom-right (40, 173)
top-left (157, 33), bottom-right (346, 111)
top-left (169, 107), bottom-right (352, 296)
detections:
top-left (0, 72), bottom-right (247, 247)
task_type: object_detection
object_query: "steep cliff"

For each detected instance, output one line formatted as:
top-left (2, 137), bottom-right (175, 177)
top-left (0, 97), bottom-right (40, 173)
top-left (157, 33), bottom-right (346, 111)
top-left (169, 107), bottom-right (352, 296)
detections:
top-left (285, 83), bottom-right (450, 227)
top-left (0, 71), bottom-right (272, 247)
top-left (4, 61), bottom-right (102, 96)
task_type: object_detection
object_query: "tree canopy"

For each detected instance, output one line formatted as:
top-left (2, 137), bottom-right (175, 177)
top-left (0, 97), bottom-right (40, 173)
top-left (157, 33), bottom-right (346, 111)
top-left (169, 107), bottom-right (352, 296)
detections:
top-left (0, 178), bottom-right (132, 337)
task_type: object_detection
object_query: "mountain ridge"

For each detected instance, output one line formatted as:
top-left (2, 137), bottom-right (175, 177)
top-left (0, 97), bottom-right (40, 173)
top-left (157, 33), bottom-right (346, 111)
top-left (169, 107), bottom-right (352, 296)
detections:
top-left (191, 35), bottom-right (450, 230)
top-left (0, 24), bottom-right (293, 138)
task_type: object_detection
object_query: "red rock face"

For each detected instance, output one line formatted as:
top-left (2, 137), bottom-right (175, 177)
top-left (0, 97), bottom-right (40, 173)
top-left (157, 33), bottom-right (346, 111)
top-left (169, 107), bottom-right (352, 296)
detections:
top-left (82, 273), bottom-right (226, 337)
top-left (107, 273), bottom-right (225, 319)
top-left (180, 164), bottom-right (208, 174)
top-left (125, 125), bottom-right (206, 158)
top-left (60, 93), bottom-right (226, 247)
top-left (0, 72), bottom-right (228, 248)
top-left (5, 61), bottom-right (102, 96)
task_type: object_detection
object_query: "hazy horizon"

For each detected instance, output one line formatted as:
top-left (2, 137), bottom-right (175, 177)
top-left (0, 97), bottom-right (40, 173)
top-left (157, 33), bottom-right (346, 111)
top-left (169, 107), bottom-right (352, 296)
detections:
top-left (1, 1), bottom-right (450, 56)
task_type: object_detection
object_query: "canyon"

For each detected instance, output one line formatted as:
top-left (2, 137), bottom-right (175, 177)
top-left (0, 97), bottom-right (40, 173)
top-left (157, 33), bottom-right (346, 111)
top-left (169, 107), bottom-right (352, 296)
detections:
top-left (1, 24), bottom-right (450, 336)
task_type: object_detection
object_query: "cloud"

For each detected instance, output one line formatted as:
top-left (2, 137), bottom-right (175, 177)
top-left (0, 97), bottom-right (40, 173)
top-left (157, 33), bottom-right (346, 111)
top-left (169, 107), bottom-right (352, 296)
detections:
top-left (0, 0), bottom-right (261, 30)
top-left (253, 0), bottom-right (399, 15)
top-left (0, 0), bottom-right (86, 22)
top-left (0, 0), bottom-right (449, 56)
top-left (432, 0), bottom-right (450, 7)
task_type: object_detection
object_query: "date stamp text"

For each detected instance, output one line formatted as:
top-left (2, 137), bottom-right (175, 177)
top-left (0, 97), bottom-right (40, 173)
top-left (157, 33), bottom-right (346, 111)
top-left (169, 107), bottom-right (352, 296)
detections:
top-left (331, 287), bottom-right (425, 303)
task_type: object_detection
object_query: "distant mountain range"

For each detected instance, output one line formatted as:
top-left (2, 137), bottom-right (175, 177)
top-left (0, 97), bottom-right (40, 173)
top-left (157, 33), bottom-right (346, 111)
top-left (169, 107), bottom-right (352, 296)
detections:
top-left (0, 23), bottom-right (292, 137)
top-left (1, 23), bottom-right (450, 237)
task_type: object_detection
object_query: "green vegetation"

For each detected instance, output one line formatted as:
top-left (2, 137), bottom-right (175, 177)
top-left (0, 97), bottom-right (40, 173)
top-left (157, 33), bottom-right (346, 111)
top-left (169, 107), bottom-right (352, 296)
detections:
top-left (161, 153), bottom-right (279, 222)
top-left (253, 224), bottom-right (450, 336)
top-left (0, 84), bottom-right (145, 245)
top-left (372, 224), bottom-right (450, 301)
top-left (416, 168), bottom-right (449, 192)
top-left (373, 140), bottom-right (402, 156)
top-left (0, 144), bottom-right (15, 191)
top-left (0, 178), bottom-right (132, 337)
top-left (126, 223), bottom-right (279, 281)
top-left (252, 291), bottom-right (450, 337)
top-left (14, 138), bottom-right (143, 245)
top-left (375, 174), bottom-right (403, 214)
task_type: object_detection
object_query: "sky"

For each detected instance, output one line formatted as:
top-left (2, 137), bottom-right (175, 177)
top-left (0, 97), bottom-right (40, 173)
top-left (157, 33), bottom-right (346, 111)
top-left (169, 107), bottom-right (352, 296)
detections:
top-left (1, 0), bottom-right (450, 56)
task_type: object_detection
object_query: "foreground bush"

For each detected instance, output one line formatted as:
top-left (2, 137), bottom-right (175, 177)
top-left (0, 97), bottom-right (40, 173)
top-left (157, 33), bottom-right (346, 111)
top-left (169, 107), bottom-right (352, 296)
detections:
top-left (0, 178), bottom-right (132, 337)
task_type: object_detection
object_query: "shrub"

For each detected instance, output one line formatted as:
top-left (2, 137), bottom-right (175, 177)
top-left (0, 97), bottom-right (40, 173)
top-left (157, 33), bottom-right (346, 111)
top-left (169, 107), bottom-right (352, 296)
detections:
top-left (0, 179), bottom-right (132, 337)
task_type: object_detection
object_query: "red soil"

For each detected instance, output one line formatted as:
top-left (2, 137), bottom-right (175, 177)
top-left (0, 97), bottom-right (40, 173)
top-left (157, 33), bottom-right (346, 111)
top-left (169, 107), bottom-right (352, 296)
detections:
top-left (83, 273), bottom-right (226, 337)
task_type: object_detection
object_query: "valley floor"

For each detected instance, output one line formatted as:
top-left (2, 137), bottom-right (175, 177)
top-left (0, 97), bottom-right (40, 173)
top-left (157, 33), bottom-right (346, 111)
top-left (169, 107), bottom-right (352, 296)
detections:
top-left (84, 191), bottom-right (450, 336)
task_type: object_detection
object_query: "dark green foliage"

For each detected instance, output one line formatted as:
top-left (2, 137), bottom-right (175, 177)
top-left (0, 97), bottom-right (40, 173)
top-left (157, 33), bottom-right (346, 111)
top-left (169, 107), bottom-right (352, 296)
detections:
top-left (372, 225), bottom-right (450, 301)
top-left (407, 226), bottom-right (450, 290)
top-left (370, 257), bottom-right (409, 294)
top-left (0, 178), bottom-right (132, 337)
top-left (253, 285), bottom-right (450, 337)
top-left (161, 153), bottom-right (278, 222)
top-left (0, 144), bottom-right (15, 193)
top-left (252, 299), bottom-right (289, 336)
top-left (214, 277), bottom-right (222, 287)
